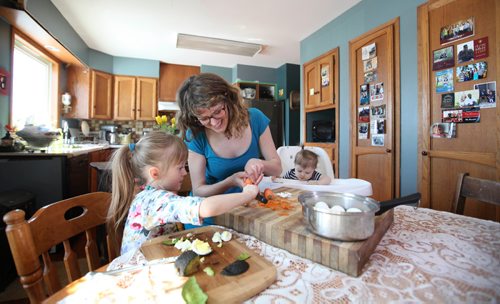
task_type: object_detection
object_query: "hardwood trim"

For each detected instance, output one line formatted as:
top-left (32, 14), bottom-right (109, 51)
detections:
top-left (417, 3), bottom-right (431, 208)
top-left (428, 0), bottom-right (457, 10)
top-left (427, 151), bottom-right (496, 168)
top-left (496, 0), bottom-right (500, 221)
top-left (302, 48), bottom-right (340, 69)
top-left (394, 18), bottom-right (401, 198)
top-left (354, 147), bottom-right (389, 156)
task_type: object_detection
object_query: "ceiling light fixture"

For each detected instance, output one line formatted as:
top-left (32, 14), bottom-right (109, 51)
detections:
top-left (177, 33), bottom-right (262, 57)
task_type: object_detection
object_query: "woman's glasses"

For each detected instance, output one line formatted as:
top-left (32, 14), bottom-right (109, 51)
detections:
top-left (196, 104), bottom-right (226, 124)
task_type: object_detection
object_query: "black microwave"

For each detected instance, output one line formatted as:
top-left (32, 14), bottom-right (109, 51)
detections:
top-left (312, 120), bottom-right (335, 142)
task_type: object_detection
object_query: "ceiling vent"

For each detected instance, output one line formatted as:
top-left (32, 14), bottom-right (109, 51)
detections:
top-left (177, 33), bottom-right (262, 57)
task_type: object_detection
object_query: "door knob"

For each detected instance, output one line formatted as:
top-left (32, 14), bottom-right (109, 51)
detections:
top-left (421, 151), bottom-right (428, 156)
top-left (386, 149), bottom-right (391, 153)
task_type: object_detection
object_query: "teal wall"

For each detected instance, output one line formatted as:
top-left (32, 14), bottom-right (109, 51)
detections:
top-left (277, 63), bottom-right (300, 146)
top-left (301, 0), bottom-right (425, 195)
top-left (0, 18), bottom-right (11, 129)
top-left (113, 56), bottom-right (160, 77)
top-left (234, 64), bottom-right (277, 84)
top-left (201, 65), bottom-right (232, 83)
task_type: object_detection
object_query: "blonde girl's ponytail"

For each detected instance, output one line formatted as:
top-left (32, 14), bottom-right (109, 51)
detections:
top-left (107, 146), bottom-right (136, 251)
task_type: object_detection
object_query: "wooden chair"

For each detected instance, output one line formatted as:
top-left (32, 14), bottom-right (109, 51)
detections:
top-left (3, 192), bottom-right (116, 303)
top-left (452, 173), bottom-right (500, 215)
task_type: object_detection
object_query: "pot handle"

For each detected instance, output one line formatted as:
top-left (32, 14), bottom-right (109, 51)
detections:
top-left (376, 192), bottom-right (421, 215)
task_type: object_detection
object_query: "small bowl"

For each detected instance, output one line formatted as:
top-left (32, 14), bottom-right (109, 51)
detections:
top-left (298, 191), bottom-right (380, 241)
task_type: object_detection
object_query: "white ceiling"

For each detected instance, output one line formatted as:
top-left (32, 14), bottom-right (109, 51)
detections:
top-left (51, 0), bottom-right (360, 68)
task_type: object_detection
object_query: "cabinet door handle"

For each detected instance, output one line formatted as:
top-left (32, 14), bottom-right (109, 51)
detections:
top-left (386, 148), bottom-right (392, 153)
top-left (421, 151), bottom-right (428, 156)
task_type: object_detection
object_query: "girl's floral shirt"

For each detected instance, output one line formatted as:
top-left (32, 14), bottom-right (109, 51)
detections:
top-left (120, 186), bottom-right (203, 255)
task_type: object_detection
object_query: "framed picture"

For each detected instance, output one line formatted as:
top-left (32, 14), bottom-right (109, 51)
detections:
top-left (432, 46), bottom-right (454, 70)
top-left (474, 81), bottom-right (496, 108)
top-left (361, 43), bottom-right (376, 61)
top-left (435, 68), bottom-right (454, 93)
top-left (454, 89), bottom-right (479, 108)
top-left (456, 61), bottom-right (487, 82)
top-left (440, 17), bottom-right (474, 44)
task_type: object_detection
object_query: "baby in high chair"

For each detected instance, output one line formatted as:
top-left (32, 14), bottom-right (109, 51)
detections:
top-left (278, 148), bottom-right (332, 185)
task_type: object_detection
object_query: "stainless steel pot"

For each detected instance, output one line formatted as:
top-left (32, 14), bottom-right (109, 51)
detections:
top-left (298, 191), bottom-right (380, 241)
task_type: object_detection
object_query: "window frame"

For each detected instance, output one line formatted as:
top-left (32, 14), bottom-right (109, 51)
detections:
top-left (10, 28), bottom-right (61, 129)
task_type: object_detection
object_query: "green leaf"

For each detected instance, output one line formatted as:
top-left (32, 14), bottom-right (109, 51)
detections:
top-left (162, 238), bottom-right (178, 246)
top-left (237, 252), bottom-right (250, 261)
top-left (182, 276), bottom-right (208, 304)
top-left (203, 266), bottom-right (215, 277)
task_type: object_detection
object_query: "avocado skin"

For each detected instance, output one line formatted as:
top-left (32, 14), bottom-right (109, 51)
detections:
top-left (221, 260), bottom-right (249, 276)
top-left (175, 250), bottom-right (201, 276)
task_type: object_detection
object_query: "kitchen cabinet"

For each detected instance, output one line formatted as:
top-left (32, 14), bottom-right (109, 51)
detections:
top-left (88, 148), bottom-right (115, 192)
top-left (302, 48), bottom-right (339, 177)
top-left (159, 63), bottom-right (200, 101)
top-left (234, 81), bottom-right (276, 101)
top-left (303, 48), bottom-right (338, 111)
top-left (65, 66), bottom-right (113, 120)
top-left (113, 76), bottom-right (158, 121)
top-left (66, 153), bottom-right (89, 198)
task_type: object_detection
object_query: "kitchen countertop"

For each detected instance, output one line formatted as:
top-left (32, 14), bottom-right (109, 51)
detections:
top-left (0, 143), bottom-right (124, 158)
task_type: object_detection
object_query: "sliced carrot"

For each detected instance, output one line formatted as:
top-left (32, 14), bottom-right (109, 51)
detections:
top-left (244, 178), bottom-right (254, 185)
top-left (263, 188), bottom-right (275, 200)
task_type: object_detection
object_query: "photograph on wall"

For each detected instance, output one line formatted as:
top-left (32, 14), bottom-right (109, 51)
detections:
top-left (361, 43), bottom-right (376, 60)
top-left (456, 61), bottom-right (487, 82)
top-left (364, 71), bottom-right (377, 84)
top-left (371, 119), bottom-right (386, 135)
top-left (358, 106), bottom-right (370, 123)
top-left (370, 104), bottom-right (386, 119)
top-left (473, 37), bottom-right (488, 60)
top-left (370, 82), bottom-right (384, 101)
top-left (456, 41), bottom-right (474, 63)
top-left (358, 123), bottom-right (369, 139)
top-left (454, 89), bottom-right (479, 107)
top-left (363, 57), bottom-right (377, 73)
top-left (474, 81), bottom-right (496, 108)
top-left (435, 68), bottom-right (454, 93)
top-left (432, 46), bottom-right (454, 70)
top-left (371, 134), bottom-right (384, 146)
top-left (440, 17), bottom-right (474, 44)
top-left (441, 93), bottom-right (455, 108)
top-left (430, 122), bottom-right (456, 138)
top-left (360, 84), bottom-right (370, 105)
top-left (442, 107), bottom-right (480, 123)
top-left (321, 65), bottom-right (330, 87)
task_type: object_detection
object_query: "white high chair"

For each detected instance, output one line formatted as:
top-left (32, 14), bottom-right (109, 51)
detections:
top-left (276, 146), bottom-right (335, 180)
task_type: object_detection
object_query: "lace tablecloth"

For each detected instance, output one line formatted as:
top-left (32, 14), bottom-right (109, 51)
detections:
top-left (109, 206), bottom-right (500, 303)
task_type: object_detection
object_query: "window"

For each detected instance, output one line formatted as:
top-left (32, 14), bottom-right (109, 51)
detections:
top-left (11, 32), bottom-right (59, 129)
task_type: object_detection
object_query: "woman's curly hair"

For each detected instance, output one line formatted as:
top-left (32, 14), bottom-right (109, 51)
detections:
top-left (176, 73), bottom-right (249, 140)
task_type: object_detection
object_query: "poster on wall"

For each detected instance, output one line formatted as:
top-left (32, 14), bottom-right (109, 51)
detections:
top-left (432, 46), bottom-right (454, 70)
top-left (456, 61), bottom-right (487, 82)
top-left (440, 17), bottom-right (474, 44)
top-left (361, 43), bottom-right (376, 60)
top-left (358, 123), bottom-right (369, 139)
top-left (474, 81), bottom-right (496, 108)
top-left (430, 122), bottom-right (456, 138)
top-left (360, 84), bottom-right (370, 105)
top-left (0, 67), bottom-right (8, 96)
top-left (454, 89), bottom-right (479, 107)
top-left (435, 68), bottom-right (454, 93)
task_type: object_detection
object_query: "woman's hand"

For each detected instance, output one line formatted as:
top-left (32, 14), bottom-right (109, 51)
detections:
top-left (245, 158), bottom-right (265, 182)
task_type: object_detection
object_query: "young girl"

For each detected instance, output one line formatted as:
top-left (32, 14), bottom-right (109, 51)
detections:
top-left (281, 148), bottom-right (332, 185)
top-left (107, 131), bottom-right (258, 255)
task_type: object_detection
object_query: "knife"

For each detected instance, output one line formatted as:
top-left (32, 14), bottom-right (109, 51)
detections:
top-left (87, 256), bottom-right (179, 277)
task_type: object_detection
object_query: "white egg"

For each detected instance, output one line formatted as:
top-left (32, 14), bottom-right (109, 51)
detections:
top-left (220, 231), bottom-right (232, 242)
top-left (330, 205), bottom-right (346, 214)
top-left (314, 201), bottom-right (330, 210)
top-left (212, 232), bottom-right (222, 243)
top-left (346, 207), bottom-right (363, 213)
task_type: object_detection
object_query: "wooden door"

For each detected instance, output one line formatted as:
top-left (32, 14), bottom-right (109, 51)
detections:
top-left (159, 63), bottom-right (199, 101)
top-left (318, 55), bottom-right (333, 108)
top-left (65, 65), bottom-right (90, 119)
top-left (418, 0), bottom-right (499, 221)
top-left (136, 77), bottom-right (158, 121)
top-left (113, 76), bottom-right (136, 120)
top-left (303, 62), bottom-right (319, 109)
top-left (349, 19), bottom-right (400, 202)
top-left (90, 70), bottom-right (113, 119)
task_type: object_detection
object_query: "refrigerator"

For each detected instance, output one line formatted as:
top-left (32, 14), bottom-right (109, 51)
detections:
top-left (246, 100), bottom-right (284, 149)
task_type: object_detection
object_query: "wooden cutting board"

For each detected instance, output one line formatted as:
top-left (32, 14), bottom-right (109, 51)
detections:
top-left (140, 226), bottom-right (276, 304)
top-left (214, 187), bottom-right (394, 277)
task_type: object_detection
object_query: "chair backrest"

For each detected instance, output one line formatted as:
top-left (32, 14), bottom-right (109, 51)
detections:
top-left (277, 146), bottom-right (335, 179)
top-left (452, 173), bottom-right (500, 215)
top-left (3, 192), bottom-right (115, 303)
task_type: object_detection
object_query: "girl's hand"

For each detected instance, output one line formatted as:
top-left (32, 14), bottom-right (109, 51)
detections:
top-left (242, 184), bottom-right (259, 200)
top-left (229, 172), bottom-right (248, 188)
top-left (245, 158), bottom-right (265, 182)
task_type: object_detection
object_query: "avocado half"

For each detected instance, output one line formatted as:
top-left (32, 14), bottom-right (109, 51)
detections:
top-left (175, 250), bottom-right (201, 276)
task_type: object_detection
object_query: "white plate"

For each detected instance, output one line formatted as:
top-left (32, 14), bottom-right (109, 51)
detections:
top-left (81, 121), bottom-right (90, 137)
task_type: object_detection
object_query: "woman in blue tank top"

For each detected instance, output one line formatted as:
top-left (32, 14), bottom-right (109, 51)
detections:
top-left (177, 73), bottom-right (282, 227)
